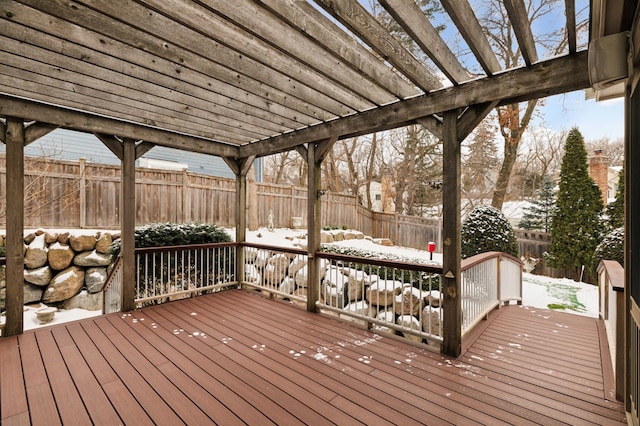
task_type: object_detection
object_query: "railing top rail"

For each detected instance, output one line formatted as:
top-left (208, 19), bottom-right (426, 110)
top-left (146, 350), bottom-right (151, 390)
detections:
top-left (317, 251), bottom-right (443, 274)
top-left (597, 260), bottom-right (625, 291)
top-left (239, 242), bottom-right (308, 256)
top-left (461, 251), bottom-right (523, 271)
top-left (134, 241), bottom-right (237, 254)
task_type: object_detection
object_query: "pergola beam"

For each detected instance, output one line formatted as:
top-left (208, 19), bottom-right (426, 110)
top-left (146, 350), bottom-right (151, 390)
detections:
top-left (240, 51), bottom-right (589, 157)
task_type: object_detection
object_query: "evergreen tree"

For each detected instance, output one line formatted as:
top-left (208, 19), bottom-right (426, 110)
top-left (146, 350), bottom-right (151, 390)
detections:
top-left (461, 205), bottom-right (519, 259)
top-left (518, 175), bottom-right (556, 232)
top-left (606, 167), bottom-right (624, 230)
top-left (548, 127), bottom-right (604, 279)
top-left (462, 120), bottom-right (499, 198)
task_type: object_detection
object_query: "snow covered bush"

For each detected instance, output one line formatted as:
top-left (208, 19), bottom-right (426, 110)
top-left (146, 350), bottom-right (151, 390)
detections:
top-left (461, 205), bottom-right (519, 259)
top-left (592, 227), bottom-right (624, 272)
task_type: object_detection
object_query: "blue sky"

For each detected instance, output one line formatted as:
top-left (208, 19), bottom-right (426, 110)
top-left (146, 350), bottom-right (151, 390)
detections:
top-left (536, 91), bottom-right (624, 141)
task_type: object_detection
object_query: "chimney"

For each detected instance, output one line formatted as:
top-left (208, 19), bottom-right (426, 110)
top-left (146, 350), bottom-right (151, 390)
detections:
top-left (589, 150), bottom-right (609, 205)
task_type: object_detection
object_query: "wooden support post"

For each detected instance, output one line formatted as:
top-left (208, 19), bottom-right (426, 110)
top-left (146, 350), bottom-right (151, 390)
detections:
top-left (121, 139), bottom-right (136, 312)
top-left (441, 110), bottom-right (462, 357)
top-left (307, 143), bottom-right (322, 313)
top-left (4, 118), bottom-right (24, 336)
top-left (236, 167), bottom-right (247, 288)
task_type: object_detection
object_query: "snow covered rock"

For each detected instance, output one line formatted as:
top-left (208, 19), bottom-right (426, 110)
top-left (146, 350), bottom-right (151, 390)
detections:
top-left (24, 234), bottom-right (48, 269)
top-left (421, 306), bottom-right (442, 336)
top-left (366, 279), bottom-right (403, 307)
top-left (69, 232), bottom-right (97, 252)
top-left (62, 290), bottom-right (103, 311)
top-left (397, 315), bottom-right (423, 342)
top-left (23, 266), bottom-right (52, 286)
top-left (394, 285), bottom-right (424, 316)
top-left (48, 242), bottom-right (75, 270)
top-left (85, 267), bottom-right (108, 293)
top-left (95, 233), bottom-right (113, 254)
top-left (73, 250), bottom-right (112, 267)
top-left (42, 266), bottom-right (85, 303)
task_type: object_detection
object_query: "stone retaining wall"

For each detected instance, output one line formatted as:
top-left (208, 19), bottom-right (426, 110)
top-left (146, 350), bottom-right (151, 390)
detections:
top-left (0, 229), bottom-right (121, 312)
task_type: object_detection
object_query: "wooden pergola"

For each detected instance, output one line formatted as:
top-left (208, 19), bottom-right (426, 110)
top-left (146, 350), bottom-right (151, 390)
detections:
top-left (0, 0), bottom-right (638, 409)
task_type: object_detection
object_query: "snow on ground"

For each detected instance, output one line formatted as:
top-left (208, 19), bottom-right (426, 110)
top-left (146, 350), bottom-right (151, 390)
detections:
top-left (13, 227), bottom-right (598, 331)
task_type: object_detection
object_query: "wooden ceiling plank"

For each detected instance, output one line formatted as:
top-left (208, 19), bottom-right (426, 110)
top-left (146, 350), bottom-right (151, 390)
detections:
top-left (313, 0), bottom-right (442, 92)
top-left (239, 51), bottom-right (589, 157)
top-left (24, 122), bottom-right (58, 146)
top-left (12, 0), bottom-right (356, 119)
top-left (503, 0), bottom-right (539, 66)
top-left (0, 15), bottom-right (305, 137)
top-left (0, 64), bottom-right (260, 144)
top-left (379, 0), bottom-right (469, 84)
top-left (440, 0), bottom-right (501, 76)
top-left (0, 94), bottom-right (240, 158)
top-left (256, 0), bottom-right (418, 99)
top-left (129, 0), bottom-right (374, 111)
top-left (197, 0), bottom-right (397, 105)
top-left (565, 0), bottom-right (577, 54)
top-left (94, 133), bottom-right (124, 160)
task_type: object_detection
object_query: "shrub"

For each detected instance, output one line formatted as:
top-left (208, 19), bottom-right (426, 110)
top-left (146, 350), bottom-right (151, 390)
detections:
top-left (461, 205), bottom-right (519, 259)
top-left (592, 227), bottom-right (624, 272)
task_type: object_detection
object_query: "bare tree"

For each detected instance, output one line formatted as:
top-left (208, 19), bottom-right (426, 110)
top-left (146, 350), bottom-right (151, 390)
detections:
top-left (481, 0), bottom-right (588, 209)
top-left (585, 136), bottom-right (624, 167)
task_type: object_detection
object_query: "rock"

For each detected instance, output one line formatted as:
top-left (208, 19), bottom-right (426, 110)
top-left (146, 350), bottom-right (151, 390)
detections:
top-left (288, 256), bottom-right (307, 278)
top-left (57, 232), bottom-right (70, 244)
top-left (244, 264), bottom-right (261, 284)
top-left (373, 238), bottom-right (394, 246)
top-left (332, 231), bottom-right (344, 242)
top-left (44, 231), bottom-right (58, 244)
top-left (253, 249), bottom-right (271, 269)
top-left (321, 232), bottom-right (334, 243)
top-left (35, 229), bottom-right (45, 236)
top-left (343, 231), bottom-right (357, 240)
top-left (372, 310), bottom-right (396, 334)
top-left (48, 242), bottom-right (75, 270)
top-left (85, 267), bottom-right (108, 293)
top-left (24, 266), bottom-right (53, 286)
top-left (278, 276), bottom-right (296, 295)
top-left (62, 290), bottom-right (103, 311)
top-left (23, 232), bottom-right (36, 245)
top-left (24, 282), bottom-right (44, 304)
top-left (24, 234), bottom-right (48, 269)
top-left (323, 266), bottom-right (347, 308)
top-left (397, 315), bottom-right (423, 342)
top-left (244, 247), bottom-right (258, 263)
top-left (340, 300), bottom-right (375, 325)
top-left (366, 279), bottom-right (403, 307)
top-left (421, 306), bottom-right (442, 337)
top-left (294, 265), bottom-right (308, 288)
top-left (42, 266), bottom-right (85, 303)
top-left (263, 263), bottom-right (286, 286)
top-left (268, 253), bottom-right (290, 271)
top-left (69, 232), bottom-right (97, 252)
top-left (73, 250), bottom-right (112, 267)
top-left (0, 266), bottom-right (5, 289)
top-left (342, 267), bottom-right (367, 302)
top-left (95, 233), bottom-right (113, 254)
top-left (394, 285), bottom-right (424, 316)
top-left (426, 290), bottom-right (441, 307)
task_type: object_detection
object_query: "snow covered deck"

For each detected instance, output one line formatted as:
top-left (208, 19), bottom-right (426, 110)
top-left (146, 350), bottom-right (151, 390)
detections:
top-left (0, 289), bottom-right (626, 425)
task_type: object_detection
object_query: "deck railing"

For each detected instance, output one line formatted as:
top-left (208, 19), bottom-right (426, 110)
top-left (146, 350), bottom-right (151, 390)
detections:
top-left (597, 260), bottom-right (625, 401)
top-left (460, 252), bottom-right (523, 334)
top-left (102, 256), bottom-right (122, 314)
top-left (134, 242), bottom-right (237, 306)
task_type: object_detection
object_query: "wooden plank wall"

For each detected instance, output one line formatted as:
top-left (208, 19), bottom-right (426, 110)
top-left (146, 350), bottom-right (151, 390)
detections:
top-left (0, 156), bottom-right (551, 257)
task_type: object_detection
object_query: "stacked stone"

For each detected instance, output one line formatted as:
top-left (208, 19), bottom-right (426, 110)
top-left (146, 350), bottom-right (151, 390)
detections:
top-left (0, 230), bottom-right (120, 311)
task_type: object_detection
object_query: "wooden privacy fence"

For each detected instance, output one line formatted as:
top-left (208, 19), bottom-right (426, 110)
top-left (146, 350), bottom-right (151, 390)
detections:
top-left (0, 156), bottom-right (549, 255)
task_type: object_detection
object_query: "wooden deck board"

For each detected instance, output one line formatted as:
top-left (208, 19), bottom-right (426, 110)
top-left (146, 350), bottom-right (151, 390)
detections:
top-left (0, 289), bottom-right (627, 425)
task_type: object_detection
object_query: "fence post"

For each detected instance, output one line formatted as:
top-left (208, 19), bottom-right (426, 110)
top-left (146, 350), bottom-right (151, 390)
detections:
top-left (182, 168), bottom-right (190, 223)
top-left (79, 157), bottom-right (86, 228)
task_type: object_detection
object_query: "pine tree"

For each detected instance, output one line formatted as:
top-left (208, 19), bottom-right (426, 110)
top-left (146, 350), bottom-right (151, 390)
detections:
top-left (548, 127), bottom-right (604, 279)
top-left (462, 120), bottom-right (499, 198)
top-left (519, 175), bottom-right (556, 232)
top-left (606, 167), bottom-right (624, 230)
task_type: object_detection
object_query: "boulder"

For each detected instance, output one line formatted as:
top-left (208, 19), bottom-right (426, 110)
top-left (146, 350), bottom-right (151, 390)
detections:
top-left (287, 255), bottom-right (307, 278)
top-left (263, 263), bottom-right (286, 287)
top-left (366, 279), bottom-right (403, 307)
top-left (42, 266), bottom-right (85, 303)
top-left (340, 300), bottom-right (375, 325)
top-left (372, 310), bottom-right (396, 334)
top-left (95, 233), bottom-right (113, 254)
top-left (253, 249), bottom-right (271, 269)
top-left (24, 234), bottom-right (48, 269)
top-left (294, 265), bottom-right (308, 288)
top-left (69, 232), bottom-right (97, 252)
top-left (24, 282), bottom-right (44, 304)
top-left (85, 267), bottom-right (108, 293)
top-left (24, 266), bottom-right (52, 286)
top-left (48, 242), bottom-right (75, 270)
top-left (244, 247), bottom-right (258, 264)
top-left (278, 276), bottom-right (296, 295)
top-left (342, 267), bottom-right (367, 302)
top-left (425, 290), bottom-right (441, 308)
top-left (44, 231), bottom-right (59, 244)
top-left (421, 306), bottom-right (442, 337)
top-left (62, 290), bottom-right (103, 311)
top-left (397, 315), bottom-right (423, 343)
top-left (268, 253), bottom-right (290, 272)
top-left (244, 264), bottom-right (261, 284)
top-left (23, 232), bottom-right (36, 245)
top-left (57, 232), bottom-right (70, 244)
top-left (394, 285), bottom-right (424, 316)
top-left (73, 250), bottom-right (112, 267)
top-left (321, 232), bottom-right (334, 243)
